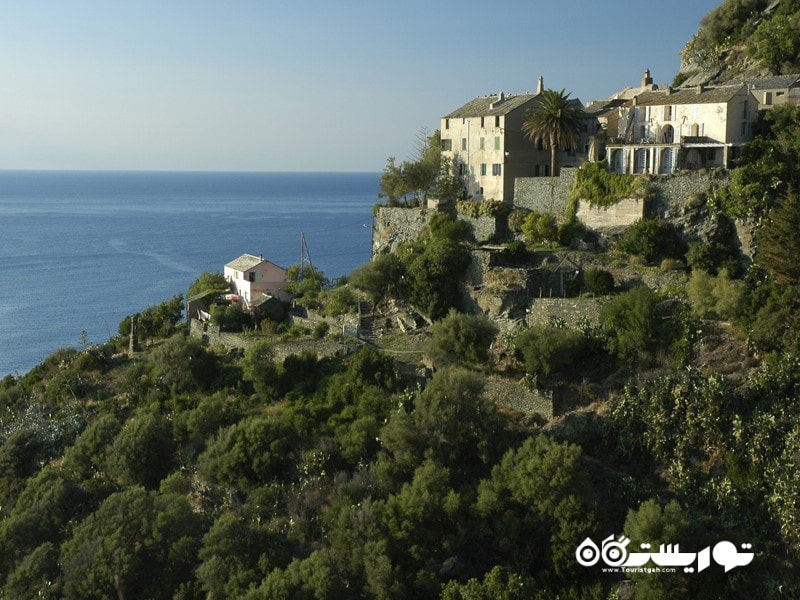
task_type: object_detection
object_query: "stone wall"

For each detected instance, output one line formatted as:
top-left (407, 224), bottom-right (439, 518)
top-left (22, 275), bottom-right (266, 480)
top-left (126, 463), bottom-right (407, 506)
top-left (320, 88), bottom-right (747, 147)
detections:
top-left (649, 171), bottom-right (727, 216)
top-left (373, 171), bottom-right (730, 256)
top-left (575, 198), bottom-right (645, 229)
top-left (524, 297), bottom-right (604, 328)
top-left (372, 208), bottom-right (434, 255)
top-left (373, 208), bottom-right (500, 255)
top-left (512, 168), bottom-right (577, 216)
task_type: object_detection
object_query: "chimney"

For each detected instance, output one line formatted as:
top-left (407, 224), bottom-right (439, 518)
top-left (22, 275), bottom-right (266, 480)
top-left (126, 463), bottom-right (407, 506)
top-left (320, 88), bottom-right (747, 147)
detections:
top-left (696, 84), bottom-right (704, 94)
top-left (490, 91), bottom-right (505, 109)
top-left (537, 76), bottom-right (544, 94)
top-left (642, 68), bottom-right (653, 87)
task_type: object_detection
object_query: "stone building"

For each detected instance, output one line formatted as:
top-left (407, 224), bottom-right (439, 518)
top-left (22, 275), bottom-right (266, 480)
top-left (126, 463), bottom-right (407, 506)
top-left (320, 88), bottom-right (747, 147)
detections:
top-left (440, 77), bottom-right (584, 203)
top-left (224, 253), bottom-right (291, 306)
top-left (605, 83), bottom-right (758, 174)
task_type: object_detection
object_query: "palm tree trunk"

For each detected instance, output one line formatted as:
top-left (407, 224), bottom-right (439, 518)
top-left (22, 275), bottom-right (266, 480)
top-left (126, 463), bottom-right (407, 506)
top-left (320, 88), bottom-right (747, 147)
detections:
top-left (550, 135), bottom-right (558, 176)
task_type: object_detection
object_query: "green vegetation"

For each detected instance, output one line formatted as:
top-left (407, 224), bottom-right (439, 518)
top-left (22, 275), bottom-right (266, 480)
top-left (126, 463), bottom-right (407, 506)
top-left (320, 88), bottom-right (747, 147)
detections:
top-left (379, 130), bottom-right (462, 205)
top-left (425, 309), bottom-right (499, 369)
top-left (583, 267), bottom-right (615, 295)
top-left (520, 210), bottom-right (559, 246)
top-left (614, 218), bottom-right (685, 264)
top-left (351, 212), bottom-right (472, 319)
top-left (522, 88), bottom-right (585, 177)
top-left (569, 160), bottom-right (647, 209)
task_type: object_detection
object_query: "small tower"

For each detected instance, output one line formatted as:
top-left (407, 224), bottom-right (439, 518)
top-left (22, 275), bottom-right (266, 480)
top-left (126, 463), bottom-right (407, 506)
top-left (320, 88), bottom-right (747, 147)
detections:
top-left (537, 75), bottom-right (544, 94)
top-left (642, 68), bottom-right (653, 87)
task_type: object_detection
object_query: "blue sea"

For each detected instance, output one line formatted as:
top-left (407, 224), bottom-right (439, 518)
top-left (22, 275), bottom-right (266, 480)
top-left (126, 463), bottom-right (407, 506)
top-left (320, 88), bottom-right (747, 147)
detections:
top-left (0, 171), bottom-right (378, 377)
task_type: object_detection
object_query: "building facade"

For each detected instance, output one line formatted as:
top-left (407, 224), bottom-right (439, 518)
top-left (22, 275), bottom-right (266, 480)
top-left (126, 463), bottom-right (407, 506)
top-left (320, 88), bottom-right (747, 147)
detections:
top-left (605, 84), bottom-right (759, 174)
top-left (440, 77), bottom-right (580, 203)
top-left (224, 254), bottom-right (290, 306)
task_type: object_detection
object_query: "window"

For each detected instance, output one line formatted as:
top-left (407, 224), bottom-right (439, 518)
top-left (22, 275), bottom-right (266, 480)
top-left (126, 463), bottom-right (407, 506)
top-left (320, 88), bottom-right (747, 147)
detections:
top-left (248, 272), bottom-right (256, 282)
top-left (445, 119), bottom-right (450, 130)
top-left (741, 122), bottom-right (749, 137)
top-left (479, 137), bottom-right (485, 150)
top-left (664, 105), bottom-right (674, 120)
top-left (461, 138), bottom-right (467, 151)
top-left (492, 163), bottom-right (502, 176)
top-left (494, 115), bottom-right (500, 127)
top-left (742, 101), bottom-right (749, 119)
top-left (765, 92), bottom-right (773, 105)
top-left (442, 138), bottom-right (452, 151)
top-left (480, 163), bottom-right (487, 176)
top-left (494, 137), bottom-right (500, 150)
top-left (480, 116), bottom-right (485, 128)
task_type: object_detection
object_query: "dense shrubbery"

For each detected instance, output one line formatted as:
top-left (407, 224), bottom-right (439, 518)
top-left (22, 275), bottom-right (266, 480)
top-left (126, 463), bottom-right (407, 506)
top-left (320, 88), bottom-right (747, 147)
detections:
top-left (569, 160), bottom-right (647, 209)
top-left (425, 309), bottom-right (499, 369)
top-left (521, 210), bottom-right (558, 245)
top-left (614, 218), bottom-right (685, 264)
top-left (583, 267), bottom-right (615, 295)
top-left (350, 213), bottom-right (471, 319)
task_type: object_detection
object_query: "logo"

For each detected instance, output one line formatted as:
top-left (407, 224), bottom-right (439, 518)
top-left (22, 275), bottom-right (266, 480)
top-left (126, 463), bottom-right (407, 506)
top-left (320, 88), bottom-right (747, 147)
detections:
top-left (576, 535), bottom-right (754, 574)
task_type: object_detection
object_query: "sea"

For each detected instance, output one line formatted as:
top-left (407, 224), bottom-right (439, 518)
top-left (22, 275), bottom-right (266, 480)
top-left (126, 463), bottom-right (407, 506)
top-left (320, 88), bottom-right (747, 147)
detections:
top-left (0, 171), bottom-right (379, 378)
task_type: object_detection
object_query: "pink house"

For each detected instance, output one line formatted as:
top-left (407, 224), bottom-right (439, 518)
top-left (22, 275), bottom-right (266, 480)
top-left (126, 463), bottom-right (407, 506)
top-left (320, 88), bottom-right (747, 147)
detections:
top-left (223, 254), bottom-right (291, 306)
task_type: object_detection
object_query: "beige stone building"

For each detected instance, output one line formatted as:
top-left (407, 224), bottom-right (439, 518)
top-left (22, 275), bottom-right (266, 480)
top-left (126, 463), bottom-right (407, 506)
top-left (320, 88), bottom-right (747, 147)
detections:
top-left (724, 73), bottom-right (800, 109)
top-left (440, 78), bottom-right (583, 203)
top-left (605, 83), bottom-right (759, 174)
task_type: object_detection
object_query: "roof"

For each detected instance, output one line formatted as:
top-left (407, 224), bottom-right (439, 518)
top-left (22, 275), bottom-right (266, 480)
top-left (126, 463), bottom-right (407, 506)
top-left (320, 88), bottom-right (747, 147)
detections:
top-left (724, 74), bottom-right (800, 90)
top-left (225, 253), bottom-right (265, 272)
top-left (583, 97), bottom-right (627, 118)
top-left (443, 93), bottom-right (542, 118)
top-left (633, 85), bottom-right (746, 107)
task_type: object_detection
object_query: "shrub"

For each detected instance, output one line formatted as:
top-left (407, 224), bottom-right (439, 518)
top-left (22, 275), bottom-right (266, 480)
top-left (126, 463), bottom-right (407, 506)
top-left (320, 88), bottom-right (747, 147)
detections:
top-left (425, 309), bottom-right (499, 368)
top-left (687, 269), bottom-right (745, 320)
top-left (349, 253), bottom-right (405, 304)
top-left (504, 240), bottom-right (527, 263)
top-left (600, 285), bottom-right (669, 363)
top-left (514, 325), bottom-right (599, 382)
top-left (660, 258), bottom-right (684, 271)
top-left (313, 321), bottom-right (330, 339)
top-left (508, 208), bottom-right (530, 233)
top-left (569, 160), bottom-right (645, 208)
top-left (521, 211), bottom-right (558, 245)
top-left (584, 267), bottom-right (615, 295)
top-left (558, 220), bottom-right (587, 247)
top-left (615, 218), bottom-right (685, 264)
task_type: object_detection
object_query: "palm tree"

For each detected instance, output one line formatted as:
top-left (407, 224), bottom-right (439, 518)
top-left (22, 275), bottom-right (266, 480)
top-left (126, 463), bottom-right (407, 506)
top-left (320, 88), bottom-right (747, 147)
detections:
top-left (522, 88), bottom-right (585, 177)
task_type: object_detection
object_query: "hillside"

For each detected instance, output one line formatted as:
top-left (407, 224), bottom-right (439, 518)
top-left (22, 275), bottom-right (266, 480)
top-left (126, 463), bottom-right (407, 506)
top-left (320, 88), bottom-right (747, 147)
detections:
top-left (676, 0), bottom-right (800, 86)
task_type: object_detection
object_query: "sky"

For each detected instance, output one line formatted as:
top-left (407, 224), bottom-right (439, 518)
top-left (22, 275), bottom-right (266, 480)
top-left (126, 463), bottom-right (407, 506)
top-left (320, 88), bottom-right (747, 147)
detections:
top-left (0, 0), bottom-right (723, 172)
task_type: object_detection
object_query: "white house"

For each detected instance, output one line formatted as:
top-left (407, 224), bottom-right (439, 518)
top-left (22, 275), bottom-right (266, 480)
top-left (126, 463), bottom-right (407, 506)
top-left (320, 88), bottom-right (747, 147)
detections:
top-left (605, 83), bottom-right (759, 174)
top-left (223, 254), bottom-right (291, 306)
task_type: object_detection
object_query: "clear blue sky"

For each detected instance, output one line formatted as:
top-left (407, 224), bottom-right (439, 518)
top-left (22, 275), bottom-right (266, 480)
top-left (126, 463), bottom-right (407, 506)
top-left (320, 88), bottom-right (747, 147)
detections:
top-left (1, 0), bottom-right (721, 172)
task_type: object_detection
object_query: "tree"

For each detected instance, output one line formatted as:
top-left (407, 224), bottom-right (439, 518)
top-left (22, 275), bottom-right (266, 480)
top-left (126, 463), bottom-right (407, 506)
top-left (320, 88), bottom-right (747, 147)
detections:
top-left (241, 340), bottom-right (279, 400)
top-left (600, 285), bottom-right (665, 363)
top-left (349, 253), bottom-right (406, 304)
top-left (622, 499), bottom-right (693, 600)
top-left (757, 192), bottom-right (800, 285)
top-left (378, 130), bottom-right (445, 205)
top-left (60, 488), bottom-right (203, 600)
top-left (520, 211), bottom-right (558, 245)
top-left (583, 267), bottom-right (615, 295)
top-left (514, 325), bottom-right (596, 383)
top-left (150, 334), bottom-right (216, 393)
top-left (522, 89), bottom-right (585, 177)
top-left (425, 309), bottom-right (499, 368)
top-left (106, 410), bottom-right (175, 489)
top-left (187, 271), bottom-right (229, 299)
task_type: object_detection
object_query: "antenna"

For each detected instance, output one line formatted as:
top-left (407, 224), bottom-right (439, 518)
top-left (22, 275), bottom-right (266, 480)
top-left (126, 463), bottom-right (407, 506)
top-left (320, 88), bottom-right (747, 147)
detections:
top-left (299, 232), bottom-right (314, 278)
